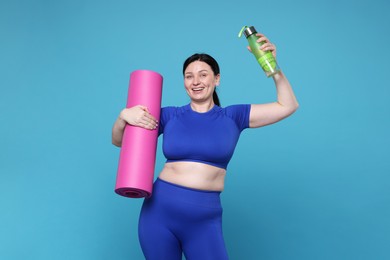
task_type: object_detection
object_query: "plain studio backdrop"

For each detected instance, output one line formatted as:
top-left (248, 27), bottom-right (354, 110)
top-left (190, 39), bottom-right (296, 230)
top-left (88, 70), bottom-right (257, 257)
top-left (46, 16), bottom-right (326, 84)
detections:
top-left (1, 0), bottom-right (389, 259)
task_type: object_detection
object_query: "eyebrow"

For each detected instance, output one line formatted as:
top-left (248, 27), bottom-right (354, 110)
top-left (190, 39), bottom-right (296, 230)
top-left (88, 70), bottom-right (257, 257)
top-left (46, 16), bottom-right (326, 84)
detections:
top-left (185, 70), bottom-right (209, 75)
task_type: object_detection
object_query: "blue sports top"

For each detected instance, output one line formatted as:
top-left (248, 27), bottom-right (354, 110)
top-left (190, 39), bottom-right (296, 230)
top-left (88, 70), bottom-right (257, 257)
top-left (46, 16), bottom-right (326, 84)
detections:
top-left (158, 104), bottom-right (251, 170)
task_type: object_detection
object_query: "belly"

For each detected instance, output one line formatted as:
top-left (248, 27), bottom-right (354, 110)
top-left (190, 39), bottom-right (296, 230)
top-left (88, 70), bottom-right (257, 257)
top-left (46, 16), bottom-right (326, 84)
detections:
top-left (158, 161), bottom-right (227, 191)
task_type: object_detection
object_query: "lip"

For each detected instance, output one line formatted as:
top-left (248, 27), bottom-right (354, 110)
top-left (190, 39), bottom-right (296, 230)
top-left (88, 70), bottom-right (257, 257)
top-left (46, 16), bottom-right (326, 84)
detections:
top-left (192, 87), bottom-right (205, 91)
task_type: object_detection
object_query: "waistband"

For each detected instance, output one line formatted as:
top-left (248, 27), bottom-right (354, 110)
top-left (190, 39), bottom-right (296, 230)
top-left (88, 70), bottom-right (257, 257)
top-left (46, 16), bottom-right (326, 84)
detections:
top-left (153, 178), bottom-right (222, 208)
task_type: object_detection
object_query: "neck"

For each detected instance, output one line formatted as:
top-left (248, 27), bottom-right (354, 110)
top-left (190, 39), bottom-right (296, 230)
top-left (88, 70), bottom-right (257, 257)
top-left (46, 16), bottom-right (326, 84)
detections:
top-left (190, 100), bottom-right (215, 113)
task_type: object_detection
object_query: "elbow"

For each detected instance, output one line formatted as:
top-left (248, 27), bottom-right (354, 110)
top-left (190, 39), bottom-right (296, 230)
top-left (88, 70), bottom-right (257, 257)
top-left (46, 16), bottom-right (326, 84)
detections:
top-left (291, 103), bottom-right (299, 115)
top-left (112, 142), bottom-right (121, 147)
top-left (293, 102), bottom-right (299, 113)
top-left (111, 138), bottom-right (122, 147)
top-left (286, 102), bottom-right (299, 116)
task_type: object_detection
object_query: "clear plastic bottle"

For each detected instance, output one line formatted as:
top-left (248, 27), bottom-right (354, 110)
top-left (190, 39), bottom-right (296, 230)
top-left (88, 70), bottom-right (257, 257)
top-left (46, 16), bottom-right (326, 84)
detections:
top-left (238, 26), bottom-right (280, 77)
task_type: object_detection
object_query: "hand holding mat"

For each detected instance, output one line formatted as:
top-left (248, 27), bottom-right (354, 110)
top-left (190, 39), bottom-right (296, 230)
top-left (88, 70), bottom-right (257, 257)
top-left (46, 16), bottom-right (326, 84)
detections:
top-left (115, 70), bottom-right (163, 198)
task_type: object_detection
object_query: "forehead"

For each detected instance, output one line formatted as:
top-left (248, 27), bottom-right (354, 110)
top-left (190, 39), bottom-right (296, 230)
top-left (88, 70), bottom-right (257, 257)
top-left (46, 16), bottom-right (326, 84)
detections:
top-left (185, 61), bottom-right (212, 73)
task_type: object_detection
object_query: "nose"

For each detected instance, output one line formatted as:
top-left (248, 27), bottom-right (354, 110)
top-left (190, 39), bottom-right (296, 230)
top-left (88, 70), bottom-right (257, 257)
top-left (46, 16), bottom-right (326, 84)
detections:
top-left (193, 75), bottom-right (200, 85)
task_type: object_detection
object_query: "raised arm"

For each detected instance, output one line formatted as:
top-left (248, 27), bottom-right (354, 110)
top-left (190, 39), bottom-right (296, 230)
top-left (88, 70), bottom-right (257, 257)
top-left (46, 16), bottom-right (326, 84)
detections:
top-left (248, 33), bottom-right (299, 128)
top-left (112, 105), bottom-right (158, 147)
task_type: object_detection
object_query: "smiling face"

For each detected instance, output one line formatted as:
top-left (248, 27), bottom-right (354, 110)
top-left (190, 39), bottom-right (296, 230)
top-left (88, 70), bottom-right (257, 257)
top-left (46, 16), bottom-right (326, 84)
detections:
top-left (184, 61), bottom-right (220, 104)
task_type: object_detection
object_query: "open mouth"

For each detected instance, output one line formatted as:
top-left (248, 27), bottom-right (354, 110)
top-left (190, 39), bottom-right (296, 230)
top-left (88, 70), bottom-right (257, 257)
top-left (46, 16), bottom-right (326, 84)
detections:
top-left (192, 87), bottom-right (205, 92)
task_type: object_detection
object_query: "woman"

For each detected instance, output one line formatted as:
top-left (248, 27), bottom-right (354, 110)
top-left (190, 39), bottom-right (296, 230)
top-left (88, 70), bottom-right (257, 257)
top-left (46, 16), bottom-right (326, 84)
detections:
top-left (112, 33), bottom-right (298, 259)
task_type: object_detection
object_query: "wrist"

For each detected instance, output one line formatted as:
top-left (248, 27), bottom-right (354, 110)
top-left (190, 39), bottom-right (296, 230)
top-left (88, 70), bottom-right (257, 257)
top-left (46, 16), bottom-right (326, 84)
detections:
top-left (272, 70), bottom-right (285, 82)
top-left (117, 111), bottom-right (127, 126)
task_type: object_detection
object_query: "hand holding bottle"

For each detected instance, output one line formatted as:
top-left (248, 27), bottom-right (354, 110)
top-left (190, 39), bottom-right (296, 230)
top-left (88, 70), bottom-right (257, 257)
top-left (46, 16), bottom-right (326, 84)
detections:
top-left (238, 26), bottom-right (280, 77)
top-left (247, 33), bottom-right (277, 59)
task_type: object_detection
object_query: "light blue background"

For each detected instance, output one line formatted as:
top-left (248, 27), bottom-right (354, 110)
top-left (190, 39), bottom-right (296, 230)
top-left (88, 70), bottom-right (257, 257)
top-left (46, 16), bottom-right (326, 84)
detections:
top-left (1, 0), bottom-right (389, 259)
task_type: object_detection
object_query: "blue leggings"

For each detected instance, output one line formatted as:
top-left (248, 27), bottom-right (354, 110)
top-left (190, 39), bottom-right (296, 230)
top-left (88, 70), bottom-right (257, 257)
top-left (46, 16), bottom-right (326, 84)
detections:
top-left (138, 178), bottom-right (229, 260)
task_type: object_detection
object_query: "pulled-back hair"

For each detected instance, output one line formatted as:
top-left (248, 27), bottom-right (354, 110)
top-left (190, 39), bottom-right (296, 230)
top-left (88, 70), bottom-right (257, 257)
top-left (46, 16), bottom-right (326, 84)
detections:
top-left (182, 53), bottom-right (221, 106)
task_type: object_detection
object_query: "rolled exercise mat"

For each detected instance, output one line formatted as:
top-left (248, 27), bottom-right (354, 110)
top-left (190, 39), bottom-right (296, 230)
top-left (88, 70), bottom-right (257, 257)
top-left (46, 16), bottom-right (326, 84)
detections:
top-left (115, 70), bottom-right (163, 198)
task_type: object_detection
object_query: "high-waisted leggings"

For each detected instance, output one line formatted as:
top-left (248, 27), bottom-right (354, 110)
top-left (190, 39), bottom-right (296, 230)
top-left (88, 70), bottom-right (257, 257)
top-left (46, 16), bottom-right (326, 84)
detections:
top-left (138, 178), bottom-right (229, 260)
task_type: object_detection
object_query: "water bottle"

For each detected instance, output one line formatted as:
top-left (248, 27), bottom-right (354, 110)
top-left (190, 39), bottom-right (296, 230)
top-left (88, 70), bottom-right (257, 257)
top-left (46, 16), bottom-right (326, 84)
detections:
top-left (238, 26), bottom-right (280, 77)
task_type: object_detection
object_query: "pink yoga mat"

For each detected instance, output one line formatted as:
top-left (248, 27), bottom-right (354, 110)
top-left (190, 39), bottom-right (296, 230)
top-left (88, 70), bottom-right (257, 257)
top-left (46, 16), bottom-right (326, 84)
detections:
top-left (115, 70), bottom-right (163, 198)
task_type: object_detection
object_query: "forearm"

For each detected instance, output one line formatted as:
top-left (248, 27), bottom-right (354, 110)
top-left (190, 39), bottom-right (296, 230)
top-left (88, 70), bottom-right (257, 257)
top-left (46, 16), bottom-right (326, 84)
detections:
top-left (273, 71), bottom-right (299, 112)
top-left (249, 70), bottom-right (299, 128)
top-left (112, 116), bottom-right (127, 147)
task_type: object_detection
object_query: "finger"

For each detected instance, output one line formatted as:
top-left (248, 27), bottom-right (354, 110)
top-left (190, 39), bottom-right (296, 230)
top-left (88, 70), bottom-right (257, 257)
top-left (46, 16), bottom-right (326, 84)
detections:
top-left (247, 46), bottom-right (252, 52)
top-left (260, 42), bottom-right (274, 51)
top-left (145, 120), bottom-right (158, 130)
top-left (143, 112), bottom-right (158, 123)
top-left (140, 117), bottom-right (158, 129)
top-left (256, 36), bottom-right (269, 43)
top-left (260, 43), bottom-right (276, 56)
top-left (142, 117), bottom-right (157, 127)
top-left (135, 120), bottom-right (155, 130)
top-left (138, 121), bottom-right (154, 130)
top-left (136, 105), bottom-right (150, 113)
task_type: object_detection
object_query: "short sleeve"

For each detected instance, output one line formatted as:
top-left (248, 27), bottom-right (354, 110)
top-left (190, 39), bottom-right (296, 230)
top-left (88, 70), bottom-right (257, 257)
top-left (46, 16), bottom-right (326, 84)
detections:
top-left (224, 104), bottom-right (251, 132)
top-left (158, 106), bottom-right (176, 136)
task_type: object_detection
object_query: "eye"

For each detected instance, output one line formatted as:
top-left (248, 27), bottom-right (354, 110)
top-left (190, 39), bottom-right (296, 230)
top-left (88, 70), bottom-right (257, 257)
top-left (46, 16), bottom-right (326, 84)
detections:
top-left (200, 73), bottom-right (207, 78)
top-left (185, 75), bottom-right (193, 80)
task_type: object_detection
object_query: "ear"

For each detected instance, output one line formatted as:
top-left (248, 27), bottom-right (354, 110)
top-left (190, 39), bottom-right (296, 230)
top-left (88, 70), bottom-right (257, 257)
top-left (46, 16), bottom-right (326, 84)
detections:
top-left (215, 74), bottom-right (221, 86)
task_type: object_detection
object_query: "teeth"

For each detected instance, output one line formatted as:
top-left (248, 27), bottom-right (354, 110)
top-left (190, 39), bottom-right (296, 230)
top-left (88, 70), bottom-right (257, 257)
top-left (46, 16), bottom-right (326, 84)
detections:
top-left (192, 87), bottom-right (204, 91)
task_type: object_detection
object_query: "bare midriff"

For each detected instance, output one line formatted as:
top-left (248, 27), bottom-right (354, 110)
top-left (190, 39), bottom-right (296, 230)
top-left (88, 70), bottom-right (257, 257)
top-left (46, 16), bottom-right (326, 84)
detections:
top-left (158, 161), bottom-right (226, 191)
